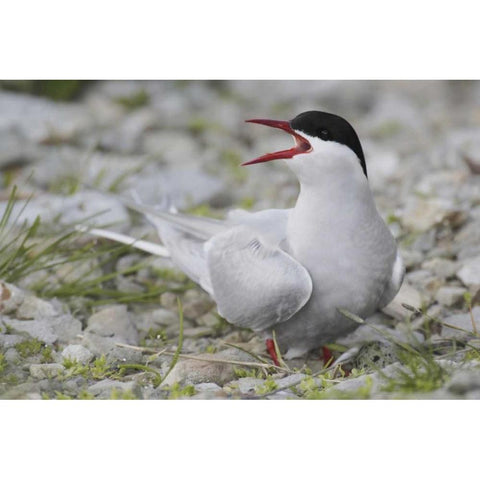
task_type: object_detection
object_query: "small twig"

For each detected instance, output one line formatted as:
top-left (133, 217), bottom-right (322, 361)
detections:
top-left (114, 341), bottom-right (291, 372)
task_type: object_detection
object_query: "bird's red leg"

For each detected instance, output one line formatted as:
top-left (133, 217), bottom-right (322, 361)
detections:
top-left (322, 346), bottom-right (334, 367)
top-left (265, 339), bottom-right (280, 366)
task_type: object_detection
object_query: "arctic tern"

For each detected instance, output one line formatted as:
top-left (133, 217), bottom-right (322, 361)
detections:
top-left (83, 111), bottom-right (404, 362)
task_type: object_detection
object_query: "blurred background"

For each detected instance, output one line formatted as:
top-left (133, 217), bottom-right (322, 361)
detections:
top-left (1, 80), bottom-right (479, 219)
top-left (2, 80), bottom-right (480, 303)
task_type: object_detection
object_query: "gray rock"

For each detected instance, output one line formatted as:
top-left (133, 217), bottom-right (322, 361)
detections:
top-left (160, 292), bottom-right (179, 310)
top-left (2, 318), bottom-right (58, 344)
top-left (0, 282), bottom-right (26, 315)
top-left (132, 308), bottom-right (178, 333)
top-left (3, 313), bottom-right (81, 345)
top-left (435, 286), bottom-right (467, 307)
top-left (87, 379), bottom-right (137, 398)
top-left (0, 90), bottom-right (93, 143)
top-left (196, 313), bottom-right (220, 328)
top-left (182, 290), bottom-right (215, 319)
top-left (400, 249), bottom-right (424, 269)
top-left (402, 197), bottom-right (460, 232)
top-left (457, 256), bottom-right (480, 287)
top-left (440, 307), bottom-right (480, 339)
top-left (382, 283), bottom-right (423, 321)
top-left (81, 332), bottom-right (143, 364)
top-left (455, 221), bottom-right (480, 260)
top-left (422, 258), bottom-right (458, 279)
top-left (4, 347), bottom-right (20, 363)
top-left (86, 305), bottom-right (139, 345)
top-left (446, 370), bottom-right (480, 395)
top-left (194, 382), bottom-right (223, 393)
top-left (227, 377), bottom-right (266, 395)
top-left (29, 363), bottom-right (66, 380)
top-left (48, 315), bottom-right (82, 343)
top-left (16, 295), bottom-right (58, 319)
top-left (162, 348), bottom-right (254, 387)
top-left (0, 334), bottom-right (26, 348)
top-left (61, 345), bottom-right (94, 364)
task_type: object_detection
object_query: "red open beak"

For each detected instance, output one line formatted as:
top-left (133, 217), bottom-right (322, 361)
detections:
top-left (242, 119), bottom-right (312, 166)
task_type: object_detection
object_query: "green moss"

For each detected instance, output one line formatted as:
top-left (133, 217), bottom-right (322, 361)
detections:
top-left (239, 197), bottom-right (255, 209)
top-left (255, 377), bottom-right (278, 395)
top-left (78, 390), bottom-right (95, 400)
top-left (114, 89), bottom-right (150, 110)
top-left (55, 391), bottom-right (73, 400)
top-left (386, 213), bottom-right (401, 225)
top-left (0, 353), bottom-right (7, 374)
top-left (110, 388), bottom-right (137, 400)
top-left (90, 355), bottom-right (114, 380)
top-left (380, 349), bottom-right (449, 394)
top-left (166, 382), bottom-right (196, 399)
top-left (118, 363), bottom-right (162, 388)
top-left (40, 346), bottom-right (55, 364)
top-left (15, 338), bottom-right (43, 358)
top-left (234, 367), bottom-right (263, 379)
top-left (0, 80), bottom-right (86, 101)
top-left (144, 327), bottom-right (168, 343)
top-left (62, 358), bottom-right (90, 378)
top-left (62, 355), bottom-right (115, 381)
top-left (4, 374), bottom-right (19, 385)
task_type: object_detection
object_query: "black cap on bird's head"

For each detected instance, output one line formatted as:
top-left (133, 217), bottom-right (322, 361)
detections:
top-left (243, 110), bottom-right (367, 177)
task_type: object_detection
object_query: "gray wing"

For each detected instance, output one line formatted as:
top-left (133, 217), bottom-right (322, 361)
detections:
top-left (205, 225), bottom-right (312, 332)
top-left (227, 208), bottom-right (291, 247)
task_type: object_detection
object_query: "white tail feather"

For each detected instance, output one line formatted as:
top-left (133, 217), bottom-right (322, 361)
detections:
top-left (75, 225), bottom-right (170, 257)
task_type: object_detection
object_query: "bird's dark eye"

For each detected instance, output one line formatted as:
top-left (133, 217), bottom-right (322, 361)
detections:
top-left (318, 128), bottom-right (330, 140)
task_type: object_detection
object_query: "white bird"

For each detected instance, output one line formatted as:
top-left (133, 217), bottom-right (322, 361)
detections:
top-left (84, 111), bottom-right (404, 362)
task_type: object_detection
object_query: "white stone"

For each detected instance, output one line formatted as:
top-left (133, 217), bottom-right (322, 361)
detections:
top-left (61, 345), bottom-right (94, 364)
top-left (457, 256), bottom-right (480, 287)
top-left (441, 307), bottom-right (480, 339)
top-left (435, 286), bottom-right (467, 307)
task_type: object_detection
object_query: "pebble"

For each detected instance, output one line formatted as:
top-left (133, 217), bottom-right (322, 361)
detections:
top-left (422, 258), bottom-right (458, 279)
top-left (86, 305), bottom-right (139, 345)
top-left (446, 370), bottom-right (480, 395)
top-left (435, 286), bottom-right (467, 307)
top-left (457, 256), bottom-right (480, 287)
top-left (440, 307), bottom-right (480, 339)
top-left (61, 345), bottom-right (94, 364)
top-left (182, 290), bottom-right (215, 319)
top-left (81, 332), bottom-right (143, 364)
top-left (226, 377), bottom-right (266, 395)
top-left (162, 348), bottom-right (254, 386)
top-left (402, 197), bottom-right (460, 232)
top-left (87, 379), bottom-right (137, 398)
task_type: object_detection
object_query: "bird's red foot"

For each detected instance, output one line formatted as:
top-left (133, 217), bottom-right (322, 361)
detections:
top-left (322, 346), bottom-right (334, 367)
top-left (266, 339), bottom-right (280, 366)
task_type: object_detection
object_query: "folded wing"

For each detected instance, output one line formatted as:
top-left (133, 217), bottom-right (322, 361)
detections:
top-left (205, 225), bottom-right (312, 331)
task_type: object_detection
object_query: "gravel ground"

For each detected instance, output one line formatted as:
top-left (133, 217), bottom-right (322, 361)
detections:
top-left (1, 80), bottom-right (480, 399)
